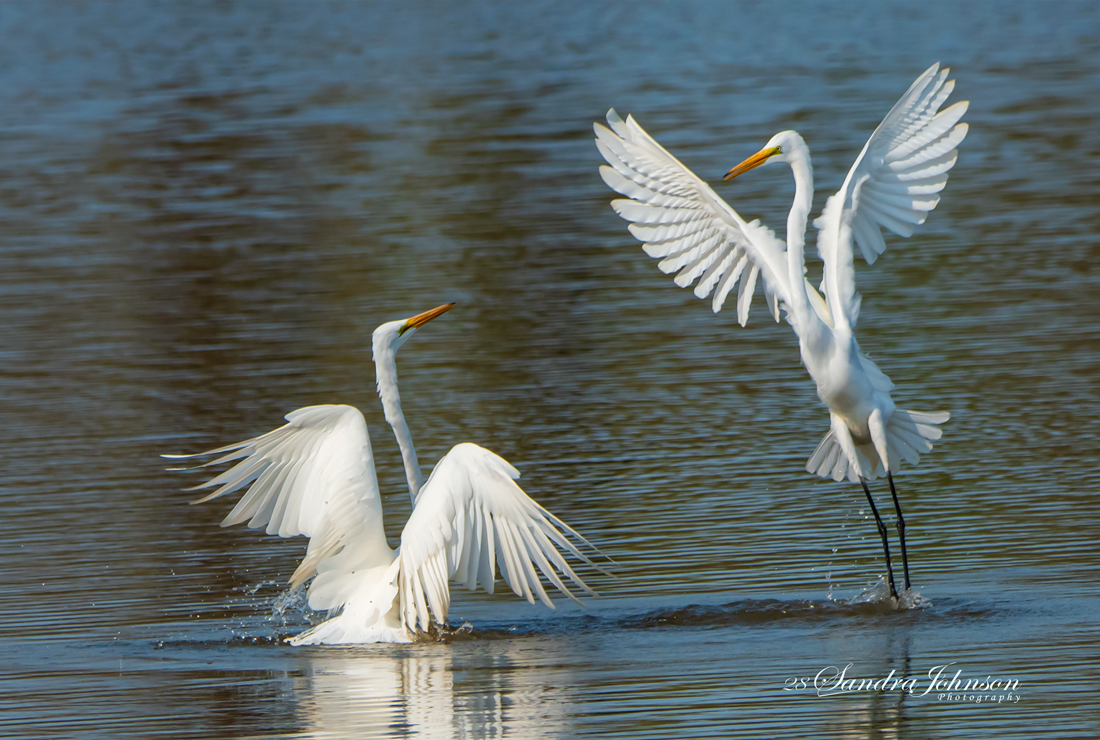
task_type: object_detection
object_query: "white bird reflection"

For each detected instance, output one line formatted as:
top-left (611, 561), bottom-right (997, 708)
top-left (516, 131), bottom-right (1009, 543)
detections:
top-left (295, 645), bottom-right (572, 739)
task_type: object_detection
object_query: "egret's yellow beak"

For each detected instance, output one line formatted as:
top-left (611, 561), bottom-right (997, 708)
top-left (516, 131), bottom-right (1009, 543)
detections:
top-left (400, 303), bottom-right (455, 334)
top-left (723, 145), bottom-right (782, 180)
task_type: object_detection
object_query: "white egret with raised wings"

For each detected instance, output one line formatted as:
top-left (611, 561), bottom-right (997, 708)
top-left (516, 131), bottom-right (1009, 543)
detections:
top-left (595, 63), bottom-right (967, 601)
top-left (167, 304), bottom-right (600, 644)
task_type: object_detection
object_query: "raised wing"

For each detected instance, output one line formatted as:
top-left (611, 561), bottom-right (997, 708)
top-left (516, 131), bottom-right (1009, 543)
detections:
top-left (165, 404), bottom-right (389, 611)
top-left (595, 109), bottom-right (790, 324)
top-left (816, 63), bottom-right (968, 328)
top-left (396, 443), bottom-right (600, 633)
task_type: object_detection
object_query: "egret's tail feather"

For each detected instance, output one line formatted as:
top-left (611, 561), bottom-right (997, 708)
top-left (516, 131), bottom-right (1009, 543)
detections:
top-left (287, 614), bottom-right (352, 646)
top-left (287, 611), bottom-right (409, 646)
top-left (287, 560), bottom-right (409, 645)
top-left (807, 431), bottom-right (847, 482)
top-left (807, 409), bottom-right (950, 482)
top-left (880, 409), bottom-right (950, 477)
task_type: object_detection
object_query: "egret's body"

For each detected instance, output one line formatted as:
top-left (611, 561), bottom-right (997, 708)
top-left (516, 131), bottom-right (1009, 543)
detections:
top-left (596, 64), bottom-right (967, 599)
top-left (168, 304), bottom-right (599, 644)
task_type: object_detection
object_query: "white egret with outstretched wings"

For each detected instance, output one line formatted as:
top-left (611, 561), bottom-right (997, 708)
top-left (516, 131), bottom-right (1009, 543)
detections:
top-left (167, 304), bottom-right (601, 644)
top-left (595, 63), bottom-right (967, 601)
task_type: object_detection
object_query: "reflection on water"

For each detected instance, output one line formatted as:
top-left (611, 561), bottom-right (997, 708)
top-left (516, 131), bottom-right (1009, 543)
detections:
top-left (301, 653), bottom-right (455, 739)
top-left (2, 1), bottom-right (1099, 738)
top-left (299, 645), bottom-right (572, 739)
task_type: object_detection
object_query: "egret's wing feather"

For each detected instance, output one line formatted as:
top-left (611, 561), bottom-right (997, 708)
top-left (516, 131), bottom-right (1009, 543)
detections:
top-left (396, 443), bottom-right (600, 633)
top-left (166, 405), bottom-right (388, 611)
top-left (816, 63), bottom-right (968, 327)
top-left (596, 109), bottom-right (789, 323)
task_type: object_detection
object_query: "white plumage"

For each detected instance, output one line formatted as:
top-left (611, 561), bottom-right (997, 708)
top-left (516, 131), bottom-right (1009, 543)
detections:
top-left (168, 304), bottom-right (599, 644)
top-left (595, 63), bottom-right (967, 600)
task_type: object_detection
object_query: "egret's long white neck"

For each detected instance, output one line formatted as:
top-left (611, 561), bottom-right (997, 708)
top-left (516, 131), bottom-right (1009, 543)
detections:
top-left (783, 142), bottom-right (815, 334)
top-left (372, 339), bottom-right (423, 506)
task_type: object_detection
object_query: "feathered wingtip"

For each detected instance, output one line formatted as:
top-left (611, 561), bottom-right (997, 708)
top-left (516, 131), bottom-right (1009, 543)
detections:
top-left (162, 422), bottom-right (298, 502)
top-left (601, 108), bottom-right (628, 138)
top-left (161, 440), bottom-right (253, 468)
top-left (161, 442), bottom-right (262, 502)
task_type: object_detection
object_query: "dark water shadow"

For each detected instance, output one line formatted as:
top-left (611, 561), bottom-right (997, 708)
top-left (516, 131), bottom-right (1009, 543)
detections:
top-left (147, 592), bottom-right (1003, 651)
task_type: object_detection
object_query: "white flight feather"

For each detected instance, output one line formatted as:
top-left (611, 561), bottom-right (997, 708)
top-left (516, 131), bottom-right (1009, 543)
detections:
top-left (595, 109), bottom-right (791, 321)
top-left (168, 411), bottom-right (601, 643)
top-left (595, 64), bottom-right (963, 488)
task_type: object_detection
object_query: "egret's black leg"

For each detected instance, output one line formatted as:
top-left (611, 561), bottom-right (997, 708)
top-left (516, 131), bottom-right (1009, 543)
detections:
top-left (887, 472), bottom-right (911, 591)
top-left (860, 478), bottom-right (898, 600)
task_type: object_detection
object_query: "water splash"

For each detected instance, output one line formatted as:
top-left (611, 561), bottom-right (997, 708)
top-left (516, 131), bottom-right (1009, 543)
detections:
top-left (271, 583), bottom-right (309, 617)
top-left (849, 577), bottom-right (932, 610)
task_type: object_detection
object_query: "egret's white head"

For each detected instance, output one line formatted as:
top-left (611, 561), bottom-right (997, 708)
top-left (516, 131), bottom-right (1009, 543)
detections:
top-left (723, 130), bottom-right (809, 180)
top-left (372, 303), bottom-right (455, 358)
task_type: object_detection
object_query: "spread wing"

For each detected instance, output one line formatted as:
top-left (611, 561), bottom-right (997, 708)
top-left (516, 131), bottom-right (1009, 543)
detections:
top-left (815, 62), bottom-right (968, 328)
top-left (595, 109), bottom-right (790, 324)
top-left (396, 443), bottom-right (601, 633)
top-left (164, 404), bottom-right (389, 612)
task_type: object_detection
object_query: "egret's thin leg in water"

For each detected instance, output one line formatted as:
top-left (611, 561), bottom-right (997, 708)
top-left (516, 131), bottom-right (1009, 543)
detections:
top-left (887, 472), bottom-right (911, 591)
top-left (860, 478), bottom-right (898, 600)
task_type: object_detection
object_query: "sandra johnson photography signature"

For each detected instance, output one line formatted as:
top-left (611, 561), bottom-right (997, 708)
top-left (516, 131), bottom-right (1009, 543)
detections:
top-left (785, 663), bottom-right (1021, 703)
